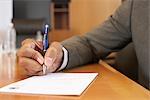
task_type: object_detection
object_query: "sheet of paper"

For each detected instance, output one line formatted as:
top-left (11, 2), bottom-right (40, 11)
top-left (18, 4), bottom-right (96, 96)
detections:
top-left (0, 73), bottom-right (98, 95)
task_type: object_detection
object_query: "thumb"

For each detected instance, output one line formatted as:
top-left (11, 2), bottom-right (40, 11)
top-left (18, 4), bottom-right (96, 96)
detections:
top-left (44, 46), bottom-right (57, 69)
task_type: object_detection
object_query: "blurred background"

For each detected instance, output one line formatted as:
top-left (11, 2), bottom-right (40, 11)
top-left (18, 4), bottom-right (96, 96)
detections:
top-left (0, 0), bottom-right (121, 48)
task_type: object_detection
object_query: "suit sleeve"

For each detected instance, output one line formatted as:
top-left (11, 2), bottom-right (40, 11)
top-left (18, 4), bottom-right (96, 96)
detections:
top-left (61, 0), bottom-right (133, 69)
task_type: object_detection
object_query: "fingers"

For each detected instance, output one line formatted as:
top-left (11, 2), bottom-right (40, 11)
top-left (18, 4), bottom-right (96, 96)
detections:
top-left (17, 39), bottom-right (44, 65)
top-left (18, 47), bottom-right (44, 65)
top-left (21, 39), bottom-right (43, 50)
top-left (47, 54), bottom-right (63, 73)
top-left (18, 57), bottom-right (43, 76)
top-left (44, 42), bottom-right (63, 72)
top-left (17, 39), bottom-right (44, 76)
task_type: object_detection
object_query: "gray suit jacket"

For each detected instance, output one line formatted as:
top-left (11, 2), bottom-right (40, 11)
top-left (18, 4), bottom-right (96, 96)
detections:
top-left (61, 0), bottom-right (149, 89)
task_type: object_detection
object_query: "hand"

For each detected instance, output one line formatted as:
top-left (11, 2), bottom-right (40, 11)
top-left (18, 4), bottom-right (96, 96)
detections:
top-left (44, 42), bottom-right (63, 73)
top-left (17, 39), bottom-right (44, 76)
top-left (17, 39), bottom-right (63, 76)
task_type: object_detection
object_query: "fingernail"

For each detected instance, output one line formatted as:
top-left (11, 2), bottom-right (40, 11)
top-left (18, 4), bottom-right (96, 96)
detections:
top-left (45, 57), bottom-right (53, 67)
top-left (37, 57), bottom-right (44, 65)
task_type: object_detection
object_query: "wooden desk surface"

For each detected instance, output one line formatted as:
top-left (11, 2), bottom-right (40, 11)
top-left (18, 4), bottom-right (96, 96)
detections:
top-left (0, 55), bottom-right (149, 100)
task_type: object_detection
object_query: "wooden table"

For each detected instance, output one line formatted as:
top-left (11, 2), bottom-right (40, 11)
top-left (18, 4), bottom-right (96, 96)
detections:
top-left (0, 54), bottom-right (149, 100)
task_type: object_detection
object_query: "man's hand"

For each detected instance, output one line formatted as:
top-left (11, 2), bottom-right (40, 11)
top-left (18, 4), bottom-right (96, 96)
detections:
top-left (17, 39), bottom-right (63, 76)
top-left (44, 42), bottom-right (63, 73)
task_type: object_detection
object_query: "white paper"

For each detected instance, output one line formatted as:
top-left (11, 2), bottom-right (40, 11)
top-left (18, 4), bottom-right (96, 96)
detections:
top-left (0, 73), bottom-right (98, 95)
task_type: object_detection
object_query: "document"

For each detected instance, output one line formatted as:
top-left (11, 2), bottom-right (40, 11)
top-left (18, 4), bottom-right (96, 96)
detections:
top-left (0, 73), bottom-right (98, 95)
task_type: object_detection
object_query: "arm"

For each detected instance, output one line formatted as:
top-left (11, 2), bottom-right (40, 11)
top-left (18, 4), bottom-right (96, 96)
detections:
top-left (61, 0), bottom-right (133, 69)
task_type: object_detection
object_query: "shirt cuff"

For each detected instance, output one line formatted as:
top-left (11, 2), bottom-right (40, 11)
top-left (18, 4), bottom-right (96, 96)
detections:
top-left (57, 47), bottom-right (68, 71)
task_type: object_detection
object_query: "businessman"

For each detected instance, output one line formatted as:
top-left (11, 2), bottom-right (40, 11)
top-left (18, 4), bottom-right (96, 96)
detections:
top-left (17, 0), bottom-right (150, 89)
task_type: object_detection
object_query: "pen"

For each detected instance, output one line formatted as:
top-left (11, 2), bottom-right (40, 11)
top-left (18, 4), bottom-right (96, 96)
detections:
top-left (42, 24), bottom-right (49, 75)
top-left (43, 24), bottom-right (49, 52)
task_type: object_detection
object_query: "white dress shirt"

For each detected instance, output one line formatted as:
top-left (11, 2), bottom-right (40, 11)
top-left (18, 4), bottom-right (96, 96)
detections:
top-left (57, 47), bottom-right (68, 71)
